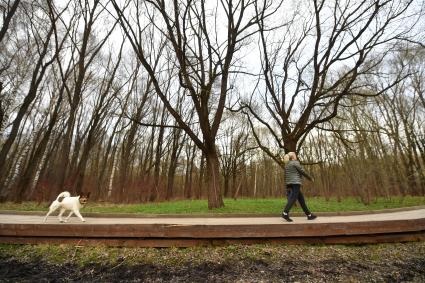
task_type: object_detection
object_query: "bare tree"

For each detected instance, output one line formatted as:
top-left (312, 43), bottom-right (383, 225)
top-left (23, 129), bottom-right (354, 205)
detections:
top-left (111, 0), bottom-right (281, 208)
top-left (116, 62), bottom-right (153, 202)
top-left (55, 0), bottom-right (117, 194)
top-left (13, 1), bottom-right (76, 201)
top-left (244, 0), bottom-right (419, 167)
top-left (72, 42), bottom-right (124, 194)
top-left (220, 112), bottom-right (256, 197)
top-left (1, 0), bottom-right (424, 204)
top-left (0, 2), bottom-right (65, 195)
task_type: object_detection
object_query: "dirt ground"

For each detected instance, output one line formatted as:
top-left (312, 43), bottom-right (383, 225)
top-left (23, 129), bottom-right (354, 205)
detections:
top-left (1, 242), bottom-right (425, 282)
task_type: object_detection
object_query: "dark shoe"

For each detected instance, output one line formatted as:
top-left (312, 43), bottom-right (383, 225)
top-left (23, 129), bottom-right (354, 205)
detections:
top-left (282, 212), bottom-right (293, 222)
top-left (307, 214), bottom-right (317, 220)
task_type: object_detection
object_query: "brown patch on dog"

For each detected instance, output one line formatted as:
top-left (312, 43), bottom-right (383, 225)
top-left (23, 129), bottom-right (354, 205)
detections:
top-left (79, 192), bottom-right (90, 205)
top-left (58, 196), bottom-right (65, 202)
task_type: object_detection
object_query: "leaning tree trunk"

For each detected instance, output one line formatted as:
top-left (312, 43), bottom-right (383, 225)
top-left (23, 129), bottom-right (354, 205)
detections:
top-left (0, 0), bottom-right (20, 43)
top-left (15, 93), bottom-right (63, 201)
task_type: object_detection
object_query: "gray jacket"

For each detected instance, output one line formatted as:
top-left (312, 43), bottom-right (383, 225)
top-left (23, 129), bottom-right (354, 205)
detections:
top-left (284, 160), bottom-right (313, 185)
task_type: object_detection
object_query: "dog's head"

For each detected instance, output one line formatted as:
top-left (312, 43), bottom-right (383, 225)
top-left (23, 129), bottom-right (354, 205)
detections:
top-left (79, 192), bottom-right (91, 205)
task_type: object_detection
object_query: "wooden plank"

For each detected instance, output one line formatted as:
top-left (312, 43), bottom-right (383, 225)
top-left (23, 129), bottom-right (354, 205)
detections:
top-left (1, 210), bottom-right (424, 246)
top-left (0, 231), bottom-right (424, 247)
top-left (0, 218), bottom-right (424, 238)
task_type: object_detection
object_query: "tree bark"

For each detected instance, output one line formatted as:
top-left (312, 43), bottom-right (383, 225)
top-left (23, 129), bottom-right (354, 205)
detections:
top-left (0, 82), bottom-right (4, 133)
top-left (205, 143), bottom-right (224, 209)
top-left (166, 129), bottom-right (183, 200)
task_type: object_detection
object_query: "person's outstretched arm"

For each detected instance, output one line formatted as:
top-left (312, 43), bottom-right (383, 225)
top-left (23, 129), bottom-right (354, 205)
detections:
top-left (294, 161), bottom-right (313, 181)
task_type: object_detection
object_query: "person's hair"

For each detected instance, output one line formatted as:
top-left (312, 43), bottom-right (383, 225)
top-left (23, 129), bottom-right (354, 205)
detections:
top-left (283, 152), bottom-right (297, 163)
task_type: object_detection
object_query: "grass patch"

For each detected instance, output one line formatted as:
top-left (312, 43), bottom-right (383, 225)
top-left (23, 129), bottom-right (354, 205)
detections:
top-left (0, 196), bottom-right (424, 214)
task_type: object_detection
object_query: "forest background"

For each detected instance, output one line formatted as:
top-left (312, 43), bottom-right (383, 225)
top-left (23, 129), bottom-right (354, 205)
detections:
top-left (0, 0), bottom-right (424, 208)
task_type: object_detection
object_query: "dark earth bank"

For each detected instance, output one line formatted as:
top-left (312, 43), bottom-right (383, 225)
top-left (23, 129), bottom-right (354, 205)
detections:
top-left (1, 242), bottom-right (425, 282)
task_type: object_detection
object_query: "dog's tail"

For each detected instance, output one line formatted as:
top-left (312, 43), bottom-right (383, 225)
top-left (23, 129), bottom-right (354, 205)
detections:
top-left (56, 191), bottom-right (71, 202)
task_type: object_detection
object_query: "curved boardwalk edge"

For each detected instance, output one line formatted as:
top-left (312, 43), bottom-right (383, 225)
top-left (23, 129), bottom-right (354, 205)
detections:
top-left (0, 209), bottom-right (424, 247)
top-left (1, 205), bottom-right (425, 218)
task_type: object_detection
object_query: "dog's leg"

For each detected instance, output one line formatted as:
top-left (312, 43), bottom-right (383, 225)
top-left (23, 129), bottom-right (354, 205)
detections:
top-left (65, 211), bottom-right (74, 222)
top-left (43, 203), bottom-right (59, 223)
top-left (43, 209), bottom-right (54, 223)
top-left (58, 208), bottom-right (66, 223)
top-left (73, 209), bottom-right (85, 222)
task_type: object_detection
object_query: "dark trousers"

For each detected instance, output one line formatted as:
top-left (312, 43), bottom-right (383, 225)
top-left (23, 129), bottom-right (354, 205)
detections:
top-left (284, 184), bottom-right (311, 215)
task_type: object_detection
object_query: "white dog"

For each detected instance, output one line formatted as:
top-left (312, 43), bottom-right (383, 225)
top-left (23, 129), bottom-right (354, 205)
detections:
top-left (43, 191), bottom-right (90, 223)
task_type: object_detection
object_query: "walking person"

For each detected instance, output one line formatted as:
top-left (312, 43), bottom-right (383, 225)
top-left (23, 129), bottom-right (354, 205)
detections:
top-left (282, 152), bottom-right (317, 222)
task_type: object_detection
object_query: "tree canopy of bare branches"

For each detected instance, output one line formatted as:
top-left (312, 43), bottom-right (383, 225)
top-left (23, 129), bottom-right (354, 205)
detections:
top-left (0, 0), bottom-right (423, 205)
top-left (243, 0), bottom-right (421, 167)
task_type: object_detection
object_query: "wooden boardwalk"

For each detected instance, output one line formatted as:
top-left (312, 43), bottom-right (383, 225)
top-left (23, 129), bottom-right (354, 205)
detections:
top-left (0, 208), bottom-right (424, 247)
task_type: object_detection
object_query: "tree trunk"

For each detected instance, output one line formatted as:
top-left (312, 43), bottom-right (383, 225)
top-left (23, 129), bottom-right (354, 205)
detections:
top-left (151, 122), bottom-right (164, 201)
top-left (74, 132), bottom-right (95, 194)
top-left (205, 144), bottom-right (224, 209)
top-left (0, 0), bottom-right (20, 43)
top-left (197, 154), bottom-right (205, 199)
top-left (223, 173), bottom-right (230, 198)
top-left (166, 161), bottom-right (177, 200)
top-left (166, 130), bottom-right (183, 200)
top-left (283, 139), bottom-right (297, 153)
top-left (0, 82), bottom-right (4, 133)
top-left (184, 144), bottom-right (196, 199)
